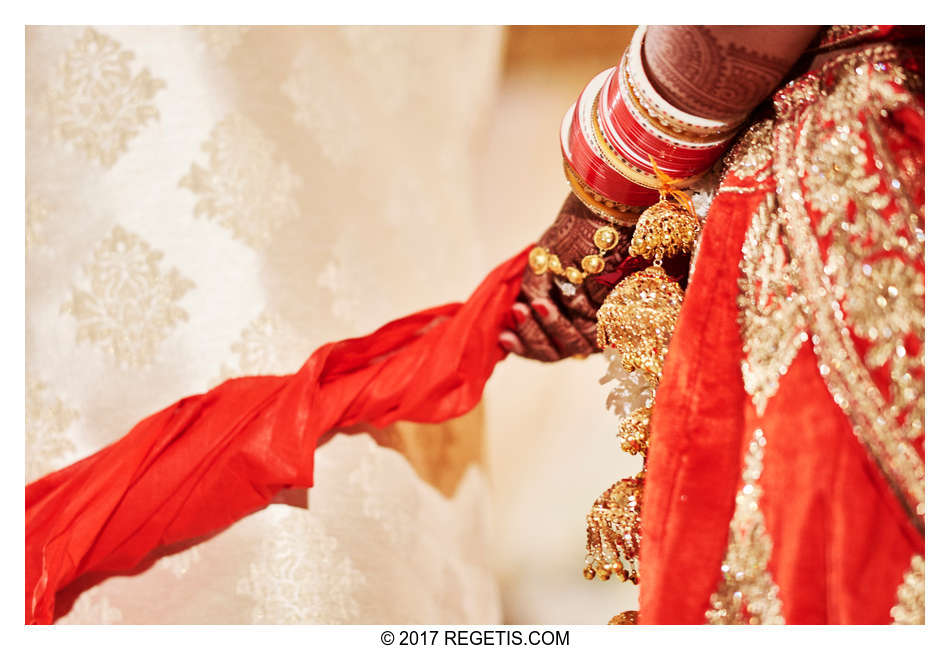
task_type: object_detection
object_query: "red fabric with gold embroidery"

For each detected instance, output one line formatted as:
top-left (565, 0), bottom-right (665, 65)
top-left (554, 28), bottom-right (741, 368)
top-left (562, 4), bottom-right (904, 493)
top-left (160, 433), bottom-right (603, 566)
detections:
top-left (639, 41), bottom-right (924, 624)
top-left (26, 28), bottom-right (925, 628)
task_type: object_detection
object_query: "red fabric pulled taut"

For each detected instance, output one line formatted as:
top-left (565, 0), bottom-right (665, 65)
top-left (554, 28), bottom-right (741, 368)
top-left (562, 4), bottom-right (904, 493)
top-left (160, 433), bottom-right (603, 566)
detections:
top-left (26, 247), bottom-right (531, 625)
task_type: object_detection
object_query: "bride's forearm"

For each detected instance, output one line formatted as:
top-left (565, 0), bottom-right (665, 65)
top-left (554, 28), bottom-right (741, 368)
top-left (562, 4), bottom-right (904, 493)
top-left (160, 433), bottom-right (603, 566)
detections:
top-left (642, 25), bottom-right (819, 122)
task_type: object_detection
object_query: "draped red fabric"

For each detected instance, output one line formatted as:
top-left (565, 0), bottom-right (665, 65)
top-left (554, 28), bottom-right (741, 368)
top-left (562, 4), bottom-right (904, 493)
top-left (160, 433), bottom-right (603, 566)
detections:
top-left (637, 189), bottom-right (753, 623)
top-left (26, 247), bottom-right (531, 625)
top-left (640, 43), bottom-right (924, 623)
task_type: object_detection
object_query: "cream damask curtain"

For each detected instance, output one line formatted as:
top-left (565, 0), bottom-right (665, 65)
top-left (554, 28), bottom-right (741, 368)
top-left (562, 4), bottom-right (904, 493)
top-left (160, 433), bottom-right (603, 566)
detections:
top-left (26, 25), bottom-right (637, 624)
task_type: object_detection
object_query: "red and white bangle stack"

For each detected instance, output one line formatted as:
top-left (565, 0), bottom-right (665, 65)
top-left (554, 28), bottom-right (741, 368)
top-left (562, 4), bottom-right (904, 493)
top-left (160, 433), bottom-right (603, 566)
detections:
top-left (561, 69), bottom-right (659, 227)
top-left (561, 25), bottom-right (742, 223)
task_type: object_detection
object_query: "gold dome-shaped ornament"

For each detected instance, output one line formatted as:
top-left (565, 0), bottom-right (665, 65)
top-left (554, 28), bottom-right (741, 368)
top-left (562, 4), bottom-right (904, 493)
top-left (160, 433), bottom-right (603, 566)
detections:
top-left (608, 610), bottom-right (640, 625)
top-left (595, 265), bottom-right (685, 380)
top-left (583, 475), bottom-right (645, 586)
top-left (564, 266), bottom-right (584, 284)
top-left (592, 225), bottom-right (620, 251)
top-left (528, 246), bottom-right (549, 274)
top-left (581, 254), bottom-right (606, 274)
top-left (528, 225), bottom-right (621, 285)
top-left (628, 198), bottom-right (700, 261)
top-left (583, 158), bottom-right (698, 624)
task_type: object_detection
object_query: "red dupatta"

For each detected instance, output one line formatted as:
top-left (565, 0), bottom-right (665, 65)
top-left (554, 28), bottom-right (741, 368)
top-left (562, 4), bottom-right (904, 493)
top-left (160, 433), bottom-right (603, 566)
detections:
top-left (26, 247), bottom-right (531, 625)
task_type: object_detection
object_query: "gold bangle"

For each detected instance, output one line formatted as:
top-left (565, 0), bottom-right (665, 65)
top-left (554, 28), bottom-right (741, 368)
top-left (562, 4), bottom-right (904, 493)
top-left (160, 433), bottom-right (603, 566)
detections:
top-left (562, 160), bottom-right (646, 228)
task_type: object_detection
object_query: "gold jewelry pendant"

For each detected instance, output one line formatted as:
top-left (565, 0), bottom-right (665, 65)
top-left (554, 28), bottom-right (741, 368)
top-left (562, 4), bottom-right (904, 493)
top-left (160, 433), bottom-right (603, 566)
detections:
top-left (595, 265), bottom-right (684, 380)
top-left (628, 198), bottom-right (700, 261)
top-left (584, 156), bottom-right (698, 624)
top-left (584, 265), bottom-right (685, 601)
top-left (583, 475), bottom-right (645, 585)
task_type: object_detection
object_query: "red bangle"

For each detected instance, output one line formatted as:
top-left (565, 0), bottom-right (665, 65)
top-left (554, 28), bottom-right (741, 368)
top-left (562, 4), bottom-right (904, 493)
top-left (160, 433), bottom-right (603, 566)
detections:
top-left (598, 67), bottom-right (729, 177)
top-left (561, 70), bottom-right (659, 207)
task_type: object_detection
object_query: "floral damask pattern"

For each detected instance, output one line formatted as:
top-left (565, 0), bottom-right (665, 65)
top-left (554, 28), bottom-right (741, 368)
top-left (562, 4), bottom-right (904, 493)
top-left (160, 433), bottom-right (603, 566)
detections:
top-left (26, 193), bottom-right (50, 253)
top-left (47, 28), bottom-right (165, 167)
top-left (281, 43), bottom-right (363, 163)
top-left (180, 113), bottom-right (301, 247)
top-left (217, 312), bottom-right (309, 383)
top-left (26, 381), bottom-right (78, 482)
top-left (235, 508), bottom-right (366, 624)
top-left (62, 225), bottom-right (195, 368)
top-left (193, 26), bottom-right (249, 61)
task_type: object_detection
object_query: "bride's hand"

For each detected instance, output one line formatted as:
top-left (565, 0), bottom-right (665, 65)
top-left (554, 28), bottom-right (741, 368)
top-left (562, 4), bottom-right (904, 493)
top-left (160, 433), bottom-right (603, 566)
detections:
top-left (500, 193), bottom-right (633, 361)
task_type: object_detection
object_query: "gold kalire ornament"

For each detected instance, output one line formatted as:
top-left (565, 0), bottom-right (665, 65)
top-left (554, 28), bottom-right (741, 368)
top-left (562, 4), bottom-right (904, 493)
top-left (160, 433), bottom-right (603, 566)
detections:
top-left (586, 158), bottom-right (701, 625)
top-left (628, 198), bottom-right (700, 261)
top-left (595, 266), bottom-right (684, 380)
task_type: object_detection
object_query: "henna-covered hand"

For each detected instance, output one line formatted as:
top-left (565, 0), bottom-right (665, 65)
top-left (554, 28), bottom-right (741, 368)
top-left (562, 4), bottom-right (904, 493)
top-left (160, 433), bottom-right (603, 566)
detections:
top-left (500, 193), bottom-right (634, 362)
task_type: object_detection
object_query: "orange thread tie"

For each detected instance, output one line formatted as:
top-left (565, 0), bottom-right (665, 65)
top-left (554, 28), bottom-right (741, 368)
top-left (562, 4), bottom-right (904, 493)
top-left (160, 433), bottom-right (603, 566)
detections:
top-left (649, 155), bottom-right (696, 218)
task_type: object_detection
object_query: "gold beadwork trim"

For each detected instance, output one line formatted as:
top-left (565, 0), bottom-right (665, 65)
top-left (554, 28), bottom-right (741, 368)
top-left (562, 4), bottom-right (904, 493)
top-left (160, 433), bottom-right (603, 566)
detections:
top-left (774, 45), bottom-right (924, 533)
top-left (529, 224), bottom-right (621, 285)
top-left (705, 428), bottom-right (785, 625)
top-left (737, 195), bottom-right (807, 416)
top-left (890, 554), bottom-right (924, 624)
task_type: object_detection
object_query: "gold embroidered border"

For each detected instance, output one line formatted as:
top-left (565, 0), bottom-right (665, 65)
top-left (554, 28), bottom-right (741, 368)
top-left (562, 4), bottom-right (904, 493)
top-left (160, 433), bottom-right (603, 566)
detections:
top-left (706, 428), bottom-right (785, 624)
top-left (773, 44), bottom-right (924, 533)
top-left (737, 194), bottom-right (807, 416)
top-left (890, 554), bottom-right (924, 624)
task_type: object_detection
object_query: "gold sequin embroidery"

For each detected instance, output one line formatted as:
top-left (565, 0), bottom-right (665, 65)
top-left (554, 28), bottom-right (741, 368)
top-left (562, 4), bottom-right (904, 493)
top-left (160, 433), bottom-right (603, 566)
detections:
top-left (890, 554), bottom-right (924, 624)
top-left (721, 119), bottom-right (774, 184)
top-left (706, 428), bottom-right (785, 625)
top-left (774, 44), bottom-right (924, 530)
top-left (738, 195), bottom-right (807, 415)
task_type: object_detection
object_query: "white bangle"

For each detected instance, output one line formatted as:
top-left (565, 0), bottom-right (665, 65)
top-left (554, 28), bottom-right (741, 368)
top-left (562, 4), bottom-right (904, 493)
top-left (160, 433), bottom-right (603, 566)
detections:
top-left (625, 25), bottom-right (742, 138)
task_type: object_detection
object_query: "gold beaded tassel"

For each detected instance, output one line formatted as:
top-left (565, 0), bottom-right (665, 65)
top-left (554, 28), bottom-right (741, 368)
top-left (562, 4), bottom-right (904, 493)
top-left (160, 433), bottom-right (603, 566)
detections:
top-left (584, 157), bottom-right (700, 625)
top-left (584, 475), bottom-right (646, 585)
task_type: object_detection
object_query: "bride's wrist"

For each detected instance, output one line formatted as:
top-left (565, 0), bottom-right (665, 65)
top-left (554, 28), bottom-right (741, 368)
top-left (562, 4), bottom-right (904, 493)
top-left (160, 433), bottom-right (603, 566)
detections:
top-left (641, 25), bottom-right (820, 123)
